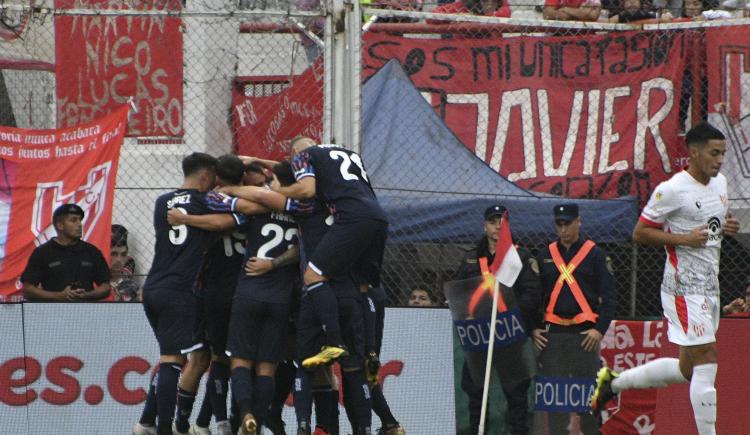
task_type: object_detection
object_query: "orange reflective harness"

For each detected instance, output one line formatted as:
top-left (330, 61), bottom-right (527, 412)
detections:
top-left (544, 240), bottom-right (599, 326)
top-left (467, 257), bottom-right (508, 317)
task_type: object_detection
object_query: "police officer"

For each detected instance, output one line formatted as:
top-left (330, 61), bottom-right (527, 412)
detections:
top-left (454, 204), bottom-right (543, 435)
top-left (533, 203), bottom-right (615, 434)
top-left (21, 203), bottom-right (111, 301)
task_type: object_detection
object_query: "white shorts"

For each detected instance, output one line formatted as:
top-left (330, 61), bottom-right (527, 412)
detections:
top-left (661, 292), bottom-right (719, 346)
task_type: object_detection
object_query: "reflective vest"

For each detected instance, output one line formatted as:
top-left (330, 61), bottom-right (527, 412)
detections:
top-left (467, 256), bottom-right (508, 317)
top-left (544, 240), bottom-right (599, 326)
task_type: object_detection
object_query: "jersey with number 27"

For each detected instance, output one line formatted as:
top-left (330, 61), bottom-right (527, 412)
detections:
top-left (144, 189), bottom-right (242, 293)
top-left (292, 144), bottom-right (387, 222)
top-left (640, 171), bottom-right (728, 297)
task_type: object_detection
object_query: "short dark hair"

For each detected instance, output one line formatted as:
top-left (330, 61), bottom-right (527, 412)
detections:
top-left (182, 152), bottom-right (217, 177)
top-left (244, 162), bottom-right (265, 175)
top-left (272, 161), bottom-right (297, 186)
top-left (686, 122), bottom-right (725, 148)
top-left (111, 224), bottom-right (128, 247)
top-left (411, 286), bottom-right (439, 304)
top-left (216, 154), bottom-right (245, 185)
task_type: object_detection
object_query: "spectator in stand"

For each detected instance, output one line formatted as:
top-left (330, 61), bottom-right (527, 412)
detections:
top-left (20, 204), bottom-right (111, 301)
top-left (543, 0), bottom-right (601, 21)
top-left (433, 0), bottom-right (511, 17)
top-left (406, 286), bottom-right (440, 307)
top-left (722, 276), bottom-right (750, 316)
top-left (609, 0), bottom-right (673, 22)
top-left (678, 0), bottom-right (732, 19)
top-left (111, 224), bottom-right (140, 302)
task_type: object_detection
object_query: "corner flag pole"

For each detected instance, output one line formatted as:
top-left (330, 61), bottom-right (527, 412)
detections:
top-left (477, 277), bottom-right (501, 435)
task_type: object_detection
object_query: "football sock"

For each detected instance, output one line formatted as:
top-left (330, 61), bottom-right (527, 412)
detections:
top-left (208, 361), bottom-right (230, 422)
top-left (361, 296), bottom-right (377, 354)
top-left (231, 367), bottom-right (254, 419)
top-left (294, 366), bottom-right (313, 427)
top-left (306, 281), bottom-right (344, 346)
top-left (612, 357), bottom-right (688, 393)
top-left (195, 388), bottom-right (212, 428)
top-left (313, 387), bottom-right (340, 435)
top-left (139, 369), bottom-right (159, 426)
top-left (156, 363), bottom-right (182, 434)
top-left (252, 375), bottom-right (275, 421)
top-left (690, 363), bottom-right (717, 435)
top-left (342, 370), bottom-right (372, 430)
top-left (371, 384), bottom-right (398, 426)
top-left (174, 387), bottom-right (197, 433)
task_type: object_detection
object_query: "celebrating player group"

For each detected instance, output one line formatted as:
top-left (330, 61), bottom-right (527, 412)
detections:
top-left (133, 137), bottom-right (404, 435)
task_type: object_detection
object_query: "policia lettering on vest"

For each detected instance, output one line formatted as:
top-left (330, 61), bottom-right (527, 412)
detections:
top-left (532, 203), bottom-right (615, 435)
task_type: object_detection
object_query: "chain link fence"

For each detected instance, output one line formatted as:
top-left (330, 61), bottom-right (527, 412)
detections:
top-left (3, 0), bottom-right (750, 316)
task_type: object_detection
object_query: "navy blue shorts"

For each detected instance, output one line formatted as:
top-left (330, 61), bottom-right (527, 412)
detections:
top-left (308, 219), bottom-right (388, 286)
top-left (226, 296), bottom-right (290, 363)
top-left (143, 288), bottom-right (202, 356)
top-left (202, 290), bottom-right (234, 355)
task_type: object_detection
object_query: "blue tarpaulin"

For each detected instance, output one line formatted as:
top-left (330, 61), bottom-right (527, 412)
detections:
top-left (362, 60), bottom-right (638, 244)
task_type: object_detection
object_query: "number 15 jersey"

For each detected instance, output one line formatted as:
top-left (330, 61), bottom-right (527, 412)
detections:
top-left (640, 170), bottom-right (728, 297)
top-left (292, 144), bottom-right (387, 223)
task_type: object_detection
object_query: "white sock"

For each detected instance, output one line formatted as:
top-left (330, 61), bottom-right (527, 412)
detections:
top-left (611, 358), bottom-right (688, 393)
top-left (690, 363), bottom-right (717, 435)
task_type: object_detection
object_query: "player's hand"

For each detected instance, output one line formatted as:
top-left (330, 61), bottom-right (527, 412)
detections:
top-left (723, 298), bottom-right (747, 315)
top-left (532, 328), bottom-right (548, 351)
top-left (245, 257), bottom-right (273, 276)
top-left (237, 155), bottom-right (258, 165)
top-left (167, 208), bottom-right (187, 225)
top-left (683, 225), bottom-right (709, 248)
top-left (723, 211), bottom-right (740, 236)
top-left (217, 185), bottom-right (239, 196)
top-left (580, 328), bottom-right (603, 352)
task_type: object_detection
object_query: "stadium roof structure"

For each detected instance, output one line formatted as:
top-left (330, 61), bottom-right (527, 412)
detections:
top-left (362, 59), bottom-right (639, 244)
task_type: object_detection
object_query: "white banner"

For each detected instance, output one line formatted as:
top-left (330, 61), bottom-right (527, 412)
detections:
top-left (0, 304), bottom-right (454, 435)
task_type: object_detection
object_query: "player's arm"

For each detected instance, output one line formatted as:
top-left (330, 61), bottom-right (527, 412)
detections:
top-left (632, 220), bottom-right (708, 248)
top-left (271, 177), bottom-right (315, 200)
top-left (219, 185), bottom-right (287, 212)
top-left (168, 210), bottom-right (238, 232)
top-left (245, 245), bottom-right (300, 276)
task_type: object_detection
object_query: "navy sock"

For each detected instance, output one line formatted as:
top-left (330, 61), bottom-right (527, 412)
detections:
top-left (371, 384), bottom-right (398, 426)
top-left (139, 369), bottom-right (159, 426)
top-left (342, 370), bottom-right (372, 430)
top-left (313, 388), bottom-right (340, 434)
top-left (293, 367), bottom-right (313, 427)
top-left (175, 387), bottom-right (197, 432)
top-left (229, 395), bottom-right (240, 433)
top-left (156, 363), bottom-right (182, 433)
top-left (196, 387), bottom-right (212, 427)
top-left (361, 296), bottom-right (377, 354)
top-left (307, 282), bottom-right (343, 346)
top-left (231, 367), bottom-right (254, 419)
top-left (208, 361), bottom-right (230, 422)
top-left (271, 361), bottom-right (294, 421)
top-left (252, 375), bottom-right (275, 422)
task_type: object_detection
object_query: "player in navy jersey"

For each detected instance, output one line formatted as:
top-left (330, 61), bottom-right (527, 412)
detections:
top-left (134, 153), bottom-right (244, 435)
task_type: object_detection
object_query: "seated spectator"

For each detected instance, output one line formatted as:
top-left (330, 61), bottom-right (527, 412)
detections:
top-left (543, 0), bottom-right (601, 21)
top-left (679, 0), bottom-right (732, 19)
top-left (406, 286), bottom-right (440, 307)
top-left (433, 0), bottom-right (511, 18)
top-left (722, 276), bottom-right (750, 317)
top-left (111, 224), bottom-right (140, 301)
top-left (609, 0), bottom-right (674, 21)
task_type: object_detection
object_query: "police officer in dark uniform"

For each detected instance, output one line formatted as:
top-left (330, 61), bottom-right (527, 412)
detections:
top-left (21, 203), bottom-right (110, 301)
top-left (454, 204), bottom-right (542, 435)
top-left (533, 203), bottom-right (615, 435)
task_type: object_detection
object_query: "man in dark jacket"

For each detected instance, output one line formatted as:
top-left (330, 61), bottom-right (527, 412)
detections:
top-left (454, 204), bottom-right (542, 435)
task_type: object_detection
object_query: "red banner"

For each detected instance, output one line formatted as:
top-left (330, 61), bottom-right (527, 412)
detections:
top-left (599, 320), bottom-right (663, 434)
top-left (54, 0), bottom-right (183, 137)
top-left (232, 62), bottom-right (324, 161)
top-left (363, 30), bottom-right (693, 202)
top-left (706, 25), bottom-right (750, 124)
top-left (0, 106), bottom-right (128, 301)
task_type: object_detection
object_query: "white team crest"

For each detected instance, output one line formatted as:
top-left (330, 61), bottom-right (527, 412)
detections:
top-left (31, 162), bottom-right (112, 245)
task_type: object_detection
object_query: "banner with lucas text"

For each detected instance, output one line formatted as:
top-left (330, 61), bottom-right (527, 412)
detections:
top-left (0, 106), bottom-right (128, 301)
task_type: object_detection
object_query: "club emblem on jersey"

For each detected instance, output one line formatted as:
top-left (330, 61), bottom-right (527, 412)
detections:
top-left (31, 162), bottom-right (111, 245)
top-left (695, 201), bottom-right (701, 209)
top-left (706, 216), bottom-right (722, 242)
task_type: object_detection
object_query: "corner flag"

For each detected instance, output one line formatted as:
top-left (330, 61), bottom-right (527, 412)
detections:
top-left (489, 211), bottom-right (522, 287)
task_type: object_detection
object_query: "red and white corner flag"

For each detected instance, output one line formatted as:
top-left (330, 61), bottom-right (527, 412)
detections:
top-left (489, 211), bottom-right (522, 287)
